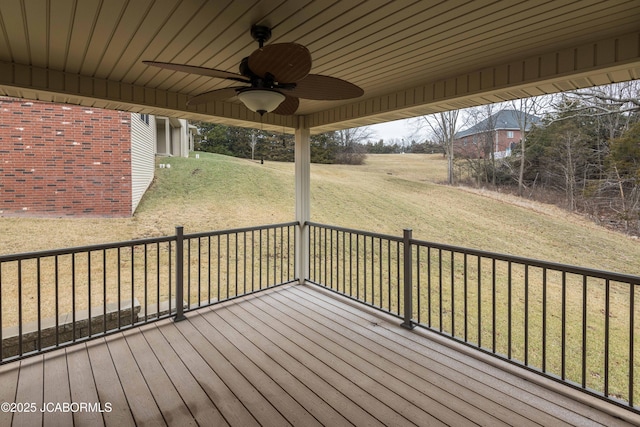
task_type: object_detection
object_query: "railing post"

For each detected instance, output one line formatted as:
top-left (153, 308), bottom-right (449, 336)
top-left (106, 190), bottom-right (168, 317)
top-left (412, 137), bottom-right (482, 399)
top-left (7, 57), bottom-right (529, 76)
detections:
top-left (295, 119), bottom-right (310, 284)
top-left (401, 228), bottom-right (415, 330)
top-left (296, 221), bottom-right (309, 285)
top-left (174, 226), bottom-right (186, 322)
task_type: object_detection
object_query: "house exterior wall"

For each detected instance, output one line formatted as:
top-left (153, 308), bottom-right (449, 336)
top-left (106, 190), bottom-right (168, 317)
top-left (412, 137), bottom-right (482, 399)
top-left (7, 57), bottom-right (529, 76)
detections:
top-left (455, 134), bottom-right (487, 158)
top-left (454, 129), bottom-right (523, 159)
top-left (156, 118), bottom-right (170, 155)
top-left (130, 113), bottom-right (156, 214)
top-left (0, 97), bottom-right (132, 217)
top-left (495, 129), bottom-right (522, 153)
top-left (155, 117), bottom-right (192, 158)
top-left (178, 120), bottom-right (190, 157)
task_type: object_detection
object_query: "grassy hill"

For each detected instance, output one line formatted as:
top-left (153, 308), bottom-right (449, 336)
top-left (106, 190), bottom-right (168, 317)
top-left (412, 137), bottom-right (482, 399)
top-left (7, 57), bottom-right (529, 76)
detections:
top-left (1, 152), bottom-right (639, 275)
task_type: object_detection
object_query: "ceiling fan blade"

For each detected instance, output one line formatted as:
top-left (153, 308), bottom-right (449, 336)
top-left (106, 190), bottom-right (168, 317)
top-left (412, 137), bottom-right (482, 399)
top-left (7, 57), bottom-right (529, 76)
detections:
top-left (288, 74), bottom-right (364, 100)
top-left (186, 87), bottom-right (242, 106)
top-left (248, 43), bottom-right (311, 83)
top-left (143, 61), bottom-right (249, 83)
top-left (272, 95), bottom-right (299, 115)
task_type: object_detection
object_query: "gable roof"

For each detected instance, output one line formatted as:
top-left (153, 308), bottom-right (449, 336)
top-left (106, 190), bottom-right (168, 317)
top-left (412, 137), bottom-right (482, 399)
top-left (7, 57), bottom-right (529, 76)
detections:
top-left (455, 110), bottom-right (541, 139)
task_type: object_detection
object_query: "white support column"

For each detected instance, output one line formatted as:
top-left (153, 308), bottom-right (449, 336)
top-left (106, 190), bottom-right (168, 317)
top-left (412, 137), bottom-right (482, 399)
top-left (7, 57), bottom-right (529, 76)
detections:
top-left (163, 118), bottom-right (171, 155)
top-left (295, 118), bottom-right (311, 284)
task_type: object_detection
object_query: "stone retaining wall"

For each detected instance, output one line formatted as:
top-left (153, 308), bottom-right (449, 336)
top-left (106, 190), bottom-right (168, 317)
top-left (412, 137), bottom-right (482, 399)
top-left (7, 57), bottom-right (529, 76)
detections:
top-left (2, 299), bottom-right (141, 359)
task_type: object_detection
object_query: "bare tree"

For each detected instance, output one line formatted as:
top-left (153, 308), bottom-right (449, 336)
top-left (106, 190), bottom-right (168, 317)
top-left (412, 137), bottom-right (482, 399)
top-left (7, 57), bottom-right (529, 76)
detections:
top-left (456, 105), bottom-right (496, 185)
top-left (574, 83), bottom-right (640, 179)
top-left (509, 95), bottom-right (550, 196)
top-left (481, 104), bottom-right (498, 185)
top-left (334, 126), bottom-right (374, 165)
top-left (250, 130), bottom-right (258, 160)
top-left (419, 110), bottom-right (461, 184)
top-left (568, 81), bottom-right (640, 116)
top-left (540, 117), bottom-right (590, 211)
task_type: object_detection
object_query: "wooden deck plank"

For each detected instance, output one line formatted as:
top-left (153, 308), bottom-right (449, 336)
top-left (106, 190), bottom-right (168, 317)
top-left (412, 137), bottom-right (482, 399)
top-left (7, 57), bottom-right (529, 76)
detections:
top-left (42, 350), bottom-right (73, 427)
top-left (195, 304), bottom-right (382, 426)
top-left (105, 331), bottom-right (165, 425)
top-left (122, 326), bottom-right (197, 427)
top-left (12, 355), bottom-right (43, 427)
top-left (290, 285), bottom-right (608, 425)
top-left (228, 296), bottom-right (458, 426)
top-left (251, 289), bottom-right (514, 426)
top-left (65, 345), bottom-right (105, 427)
top-left (215, 302), bottom-right (419, 426)
top-left (140, 324), bottom-right (228, 427)
top-left (188, 307), bottom-right (348, 426)
top-left (0, 284), bottom-right (637, 427)
top-left (293, 284), bottom-right (637, 426)
top-left (276, 286), bottom-right (553, 426)
top-left (85, 337), bottom-right (136, 427)
top-left (175, 315), bottom-right (296, 427)
top-left (0, 359), bottom-right (20, 427)
top-left (156, 320), bottom-right (260, 427)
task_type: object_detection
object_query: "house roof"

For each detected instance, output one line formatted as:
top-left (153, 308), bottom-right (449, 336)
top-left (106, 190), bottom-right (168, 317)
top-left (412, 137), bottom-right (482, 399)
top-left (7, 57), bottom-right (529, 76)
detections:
top-left (0, 1), bottom-right (639, 134)
top-left (455, 110), bottom-right (541, 139)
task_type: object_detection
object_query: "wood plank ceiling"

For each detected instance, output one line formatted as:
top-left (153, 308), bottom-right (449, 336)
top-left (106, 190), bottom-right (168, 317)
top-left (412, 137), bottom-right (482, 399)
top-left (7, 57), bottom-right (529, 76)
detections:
top-left (0, 0), bottom-right (639, 133)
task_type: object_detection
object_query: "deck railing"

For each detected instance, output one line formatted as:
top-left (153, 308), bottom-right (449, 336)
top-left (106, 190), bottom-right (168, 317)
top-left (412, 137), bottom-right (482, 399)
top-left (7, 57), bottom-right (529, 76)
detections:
top-left (1, 219), bottom-right (638, 412)
top-left (307, 222), bottom-right (405, 317)
top-left (0, 222), bottom-right (297, 363)
top-left (306, 221), bottom-right (640, 413)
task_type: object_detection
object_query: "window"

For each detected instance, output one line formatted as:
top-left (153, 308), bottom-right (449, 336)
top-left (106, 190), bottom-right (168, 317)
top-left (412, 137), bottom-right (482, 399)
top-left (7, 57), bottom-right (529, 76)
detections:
top-left (140, 113), bottom-right (150, 125)
top-left (507, 131), bottom-right (514, 138)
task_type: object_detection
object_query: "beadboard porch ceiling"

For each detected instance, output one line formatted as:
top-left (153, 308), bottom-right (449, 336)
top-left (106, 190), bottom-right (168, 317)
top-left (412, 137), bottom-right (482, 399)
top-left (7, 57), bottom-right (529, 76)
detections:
top-left (0, 0), bottom-right (639, 133)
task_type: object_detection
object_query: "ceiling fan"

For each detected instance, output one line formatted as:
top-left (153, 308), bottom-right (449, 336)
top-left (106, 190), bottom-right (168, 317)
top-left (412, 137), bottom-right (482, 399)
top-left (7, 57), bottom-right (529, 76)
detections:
top-left (143, 25), bottom-right (364, 116)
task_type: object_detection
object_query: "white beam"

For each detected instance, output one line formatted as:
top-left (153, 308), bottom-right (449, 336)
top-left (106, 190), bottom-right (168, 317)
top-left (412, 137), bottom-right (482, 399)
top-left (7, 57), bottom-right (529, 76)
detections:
top-left (0, 60), bottom-right (297, 132)
top-left (295, 117), bottom-right (311, 284)
top-left (304, 30), bottom-right (640, 132)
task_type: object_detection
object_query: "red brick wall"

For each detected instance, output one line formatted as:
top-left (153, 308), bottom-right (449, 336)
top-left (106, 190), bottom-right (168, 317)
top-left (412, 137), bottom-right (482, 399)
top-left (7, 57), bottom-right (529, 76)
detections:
top-left (0, 97), bottom-right (133, 217)
top-left (495, 129), bottom-right (522, 152)
top-left (454, 129), bottom-right (523, 158)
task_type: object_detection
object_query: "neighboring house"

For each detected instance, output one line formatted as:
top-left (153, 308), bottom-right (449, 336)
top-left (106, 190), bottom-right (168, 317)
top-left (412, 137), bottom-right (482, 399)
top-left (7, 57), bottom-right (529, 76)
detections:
top-left (454, 109), bottom-right (540, 159)
top-left (0, 97), bottom-right (195, 217)
top-left (155, 116), bottom-right (198, 158)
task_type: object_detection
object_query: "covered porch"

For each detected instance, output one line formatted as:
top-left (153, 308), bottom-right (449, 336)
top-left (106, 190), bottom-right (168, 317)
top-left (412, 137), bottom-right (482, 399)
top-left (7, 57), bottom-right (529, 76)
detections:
top-left (2, 283), bottom-right (637, 426)
top-left (1, 1), bottom-right (640, 425)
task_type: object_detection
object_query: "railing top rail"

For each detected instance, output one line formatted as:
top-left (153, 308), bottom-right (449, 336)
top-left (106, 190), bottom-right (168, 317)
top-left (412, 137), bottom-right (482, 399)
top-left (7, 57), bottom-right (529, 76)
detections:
top-left (0, 235), bottom-right (176, 262)
top-left (411, 237), bottom-right (640, 284)
top-left (184, 221), bottom-right (299, 240)
top-left (0, 222), bottom-right (301, 263)
top-left (306, 221), bottom-right (403, 243)
top-left (306, 221), bottom-right (640, 284)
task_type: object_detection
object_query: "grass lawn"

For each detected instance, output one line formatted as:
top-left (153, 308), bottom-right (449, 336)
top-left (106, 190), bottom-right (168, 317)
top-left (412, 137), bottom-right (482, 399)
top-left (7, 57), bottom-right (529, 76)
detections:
top-left (1, 151), bottom-right (639, 402)
top-left (2, 151), bottom-right (639, 274)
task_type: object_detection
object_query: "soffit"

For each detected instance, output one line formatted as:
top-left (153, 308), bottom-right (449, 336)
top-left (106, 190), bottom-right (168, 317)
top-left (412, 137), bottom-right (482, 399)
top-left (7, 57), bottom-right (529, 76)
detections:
top-left (0, 0), bottom-right (638, 132)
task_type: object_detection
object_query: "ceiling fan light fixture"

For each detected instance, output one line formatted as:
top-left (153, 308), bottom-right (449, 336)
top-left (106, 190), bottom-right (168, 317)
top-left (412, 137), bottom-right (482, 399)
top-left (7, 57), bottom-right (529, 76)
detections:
top-left (143, 25), bottom-right (363, 115)
top-left (237, 89), bottom-right (285, 115)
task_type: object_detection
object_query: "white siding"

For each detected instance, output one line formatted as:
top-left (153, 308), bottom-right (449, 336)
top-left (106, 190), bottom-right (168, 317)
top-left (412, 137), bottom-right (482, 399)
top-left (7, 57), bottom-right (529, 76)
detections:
top-left (130, 113), bottom-right (156, 214)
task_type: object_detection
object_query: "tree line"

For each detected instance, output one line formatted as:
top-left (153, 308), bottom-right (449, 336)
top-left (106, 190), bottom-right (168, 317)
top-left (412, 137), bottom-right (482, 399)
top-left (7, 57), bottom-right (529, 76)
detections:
top-left (194, 123), bottom-right (350, 164)
top-left (194, 122), bottom-right (439, 165)
top-left (426, 82), bottom-right (640, 234)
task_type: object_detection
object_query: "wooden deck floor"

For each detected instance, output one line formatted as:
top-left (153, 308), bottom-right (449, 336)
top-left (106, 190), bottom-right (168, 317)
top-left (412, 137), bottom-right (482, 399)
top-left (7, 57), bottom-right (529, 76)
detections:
top-left (0, 283), bottom-right (638, 426)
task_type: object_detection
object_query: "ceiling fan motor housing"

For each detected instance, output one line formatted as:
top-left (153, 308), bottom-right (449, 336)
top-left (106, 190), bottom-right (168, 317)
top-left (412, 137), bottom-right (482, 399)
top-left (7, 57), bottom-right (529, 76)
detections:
top-left (250, 25), bottom-right (272, 47)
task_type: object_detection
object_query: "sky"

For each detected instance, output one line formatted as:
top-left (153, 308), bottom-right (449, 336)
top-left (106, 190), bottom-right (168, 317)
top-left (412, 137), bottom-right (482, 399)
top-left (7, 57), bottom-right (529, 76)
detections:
top-left (366, 118), bottom-right (420, 143)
